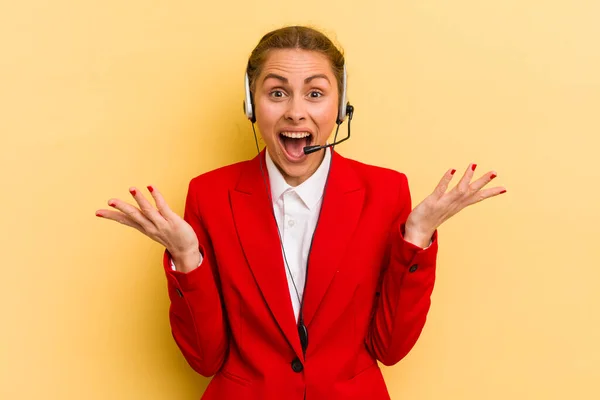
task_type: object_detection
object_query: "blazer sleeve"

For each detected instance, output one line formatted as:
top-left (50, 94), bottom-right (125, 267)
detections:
top-left (364, 173), bottom-right (438, 366)
top-left (162, 179), bottom-right (229, 377)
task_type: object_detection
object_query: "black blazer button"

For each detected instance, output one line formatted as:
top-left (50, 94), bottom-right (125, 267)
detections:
top-left (291, 358), bottom-right (303, 373)
top-left (409, 264), bottom-right (418, 273)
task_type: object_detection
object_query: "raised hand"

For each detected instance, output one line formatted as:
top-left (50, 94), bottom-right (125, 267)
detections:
top-left (404, 164), bottom-right (506, 248)
top-left (95, 185), bottom-right (200, 271)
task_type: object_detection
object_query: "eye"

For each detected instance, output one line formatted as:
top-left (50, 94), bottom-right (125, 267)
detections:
top-left (269, 90), bottom-right (286, 98)
top-left (308, 91), bottom-right (323, 98)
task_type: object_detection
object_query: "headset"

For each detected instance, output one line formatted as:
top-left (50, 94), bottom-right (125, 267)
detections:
top-left (244, 61), bottom-right (354, 359)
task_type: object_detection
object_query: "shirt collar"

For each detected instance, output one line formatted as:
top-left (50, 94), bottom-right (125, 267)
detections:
top-left (265, 147), bottom-right (331, 210)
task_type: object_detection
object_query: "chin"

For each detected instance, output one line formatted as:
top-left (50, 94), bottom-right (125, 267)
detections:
top-left (281, 162), bottom-right (310, 177)
top-left (271, 150), bottom-right (322, 186)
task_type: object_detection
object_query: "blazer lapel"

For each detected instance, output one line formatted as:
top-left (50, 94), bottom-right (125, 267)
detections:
top-left (302, 151), bottom-right (365, 328)
top-left (229, 151), bottom-right (304, 360)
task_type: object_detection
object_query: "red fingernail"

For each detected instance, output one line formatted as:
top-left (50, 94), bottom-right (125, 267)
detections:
top-left (451, 169), bottom-right (456, 175)
top-left (147, 186), bottom-right (154, 193)
top-left (471, 164), bottom-right (477, 171)
top-left (490, 173), bottom-right (497, 179)
top-left (109, 202), bottom-right (116, 207)
top-left (500, 189), bottom-right (507, 194)
top-left (96, 212), bottom-right (103, 217)
top-left (130, 188), bottom-right (136, 196)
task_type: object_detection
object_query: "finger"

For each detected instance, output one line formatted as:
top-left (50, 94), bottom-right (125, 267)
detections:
top-left (95, 209), bottom-right (145, 232)
top-left (470, 171), bottom-right (497, 192)
top-left (128, 187), bottom-right (167, 226)
top-left (449, 163), bottom-right (477, 199)
top-left (467, 186), bottom-right (507, 206)
top-left (433, 168), bottom-right (457, 198)
top-left (105, 198), bottom-right (156, 233)
top-left (456, 163), bottom-right (477, 193)
top-left (146, 185), bottom-right (179, 221)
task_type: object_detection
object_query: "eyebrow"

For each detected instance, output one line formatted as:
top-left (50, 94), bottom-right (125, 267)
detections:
top-left (304, 74), bottom-right (330, 84)
top-left (262, 73), bottom-right (331, 84)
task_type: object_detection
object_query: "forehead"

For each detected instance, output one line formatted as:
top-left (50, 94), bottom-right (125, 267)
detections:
top-left (260, 49), bottom-right (334, 80)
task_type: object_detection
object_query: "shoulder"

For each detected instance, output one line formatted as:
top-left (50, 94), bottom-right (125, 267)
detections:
top-left (335, 153), bottom-right (413, 219)
top-left (183, 158), bottom-right (255, 217)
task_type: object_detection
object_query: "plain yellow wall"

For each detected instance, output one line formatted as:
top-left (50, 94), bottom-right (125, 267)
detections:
top-left (1, 1), bottom-right (599, 399)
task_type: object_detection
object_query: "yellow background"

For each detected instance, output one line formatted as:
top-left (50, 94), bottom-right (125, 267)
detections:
top-left (1, 0), bottom-right (599, 399)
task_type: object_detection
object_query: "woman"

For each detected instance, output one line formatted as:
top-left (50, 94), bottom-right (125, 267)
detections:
top-left (96, 26), bottom-right (505, 399)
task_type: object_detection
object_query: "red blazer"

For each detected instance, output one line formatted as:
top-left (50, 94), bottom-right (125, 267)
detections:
top-left (163, 150), bottom-right (438, 400)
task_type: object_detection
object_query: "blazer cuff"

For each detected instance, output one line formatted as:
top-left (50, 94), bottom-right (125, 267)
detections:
top-left (392, 223), bottom-right (439, 267)
top-left (163, 246), bottom-right (207, 292)
top-left (169, 253), bottom-right (204, 271)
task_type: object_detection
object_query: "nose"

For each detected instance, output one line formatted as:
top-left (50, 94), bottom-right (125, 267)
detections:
top-left (283, 96), bottom-right (306, 123)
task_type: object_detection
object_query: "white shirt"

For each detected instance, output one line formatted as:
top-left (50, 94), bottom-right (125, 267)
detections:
top-left (172, 148), bottom-right (331, 323)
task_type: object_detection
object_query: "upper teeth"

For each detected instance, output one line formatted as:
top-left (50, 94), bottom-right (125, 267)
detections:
top-left (281, 131), bottom-right (310, 139)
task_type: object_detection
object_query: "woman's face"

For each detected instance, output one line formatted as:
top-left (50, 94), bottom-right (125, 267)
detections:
top-left (253, 49), bottom-right (339, 186)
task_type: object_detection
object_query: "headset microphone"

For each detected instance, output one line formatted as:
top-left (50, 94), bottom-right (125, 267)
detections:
top-left (303, 104), bottom-right (354, 155)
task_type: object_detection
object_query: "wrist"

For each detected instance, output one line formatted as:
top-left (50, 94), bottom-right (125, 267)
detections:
top-left (171, 248), bottom-right (201, 273)
top-left (403, 224), bottom-right (433, 249)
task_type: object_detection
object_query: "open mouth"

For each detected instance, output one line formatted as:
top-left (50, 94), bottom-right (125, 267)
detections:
top-left (278, 131), bottom-right (314, 161)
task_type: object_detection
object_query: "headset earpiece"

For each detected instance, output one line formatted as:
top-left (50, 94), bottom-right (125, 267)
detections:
top-left (345, 104), bottom-right (354, 121)
top-left (337, 64), bottom-right (349, 124)
top-left (244, 72), bottom-right (256, 123)
top-left (336, 63), bottom-right (348, 124)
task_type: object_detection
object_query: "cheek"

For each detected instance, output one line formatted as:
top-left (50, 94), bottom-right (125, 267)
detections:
top-left (255, 107), bottom-right (284, 153)
top-left (311, 101), bottom-right (339, 126)
top-left (256, 100), bottom-right (282, 128)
